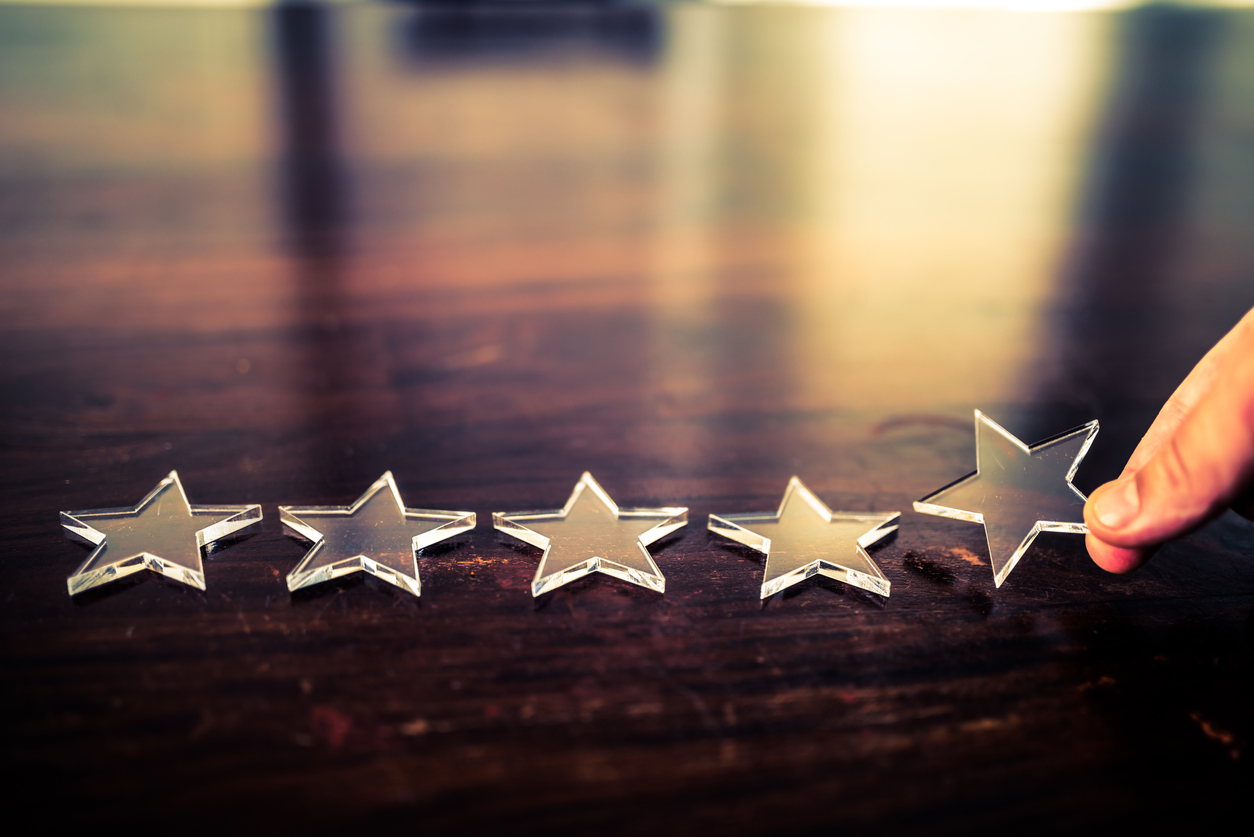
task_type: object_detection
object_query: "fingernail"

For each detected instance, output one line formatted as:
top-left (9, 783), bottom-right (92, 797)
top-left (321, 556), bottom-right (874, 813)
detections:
top-left (1095, 478), bottom-right (1140, 530)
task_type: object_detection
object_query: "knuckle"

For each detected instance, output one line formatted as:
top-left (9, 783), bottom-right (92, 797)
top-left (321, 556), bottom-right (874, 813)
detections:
top-left (1154, 434), bottom-right (1199, 499)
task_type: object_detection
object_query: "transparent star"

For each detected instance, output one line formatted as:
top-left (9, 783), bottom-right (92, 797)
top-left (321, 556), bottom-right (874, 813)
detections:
top-left (280, 472), bottom-right (475, 596)
top-left (492, 472), bottom-right (687, 596)
top-left (913, 410), bottom-right (1098, 587)
top-left (61, 470), bottom-right (262, 596)
top-left (709, 477), bottom-right (897, 599)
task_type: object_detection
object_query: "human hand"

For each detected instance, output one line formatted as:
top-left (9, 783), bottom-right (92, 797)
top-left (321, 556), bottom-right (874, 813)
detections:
top-left (1084, 306), bottom-right (1254, 572)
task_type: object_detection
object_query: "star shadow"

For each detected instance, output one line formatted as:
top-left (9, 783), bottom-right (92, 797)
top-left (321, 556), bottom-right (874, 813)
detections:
top-left (417, 537), bottom-right (472, 560)
top-left (708, 533), bottom-right (767, 567)
top-left (492, 532), bottom-right (541, 557)
top-left (900, 550), bottom-right (957, 586)
top-left (648, 528), bottom-right (687, 555)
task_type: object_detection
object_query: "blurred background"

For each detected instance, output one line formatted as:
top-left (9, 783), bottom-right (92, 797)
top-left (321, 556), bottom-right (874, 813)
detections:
top-left (4, 0), bottom-right (1253, 495)
top-left (2, 0), bottom-right (1254, 491)
top-left (3, 1), bottom-right (1254, 833)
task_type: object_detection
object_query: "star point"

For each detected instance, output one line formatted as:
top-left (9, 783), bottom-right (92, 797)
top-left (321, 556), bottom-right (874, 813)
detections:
top-left (280, 471), bottom-right (475, 596)
top-left (61, 470), bottom-right (262, 596)
top-left (913, 410), bottom-right (1098, 587)
top-left (710, 477), bottom-right (897, 599)
top-left (492, 472), bottom-right (687, 596)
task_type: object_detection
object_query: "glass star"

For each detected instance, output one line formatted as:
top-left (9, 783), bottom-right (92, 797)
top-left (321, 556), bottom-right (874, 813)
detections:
top-left (709, 477), bottom-right (897, 599)
top-left (913, 410), bottom-right (1098, 587)
top-left (61, 471), bottom-right (262, 596)
top-left (280, 472), bottom-right (475, 597)
top-left (492, 472), bottom-right (687, 596)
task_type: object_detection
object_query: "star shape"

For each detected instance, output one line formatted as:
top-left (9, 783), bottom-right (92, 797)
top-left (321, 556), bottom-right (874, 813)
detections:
top-left (61, 471), bottom-right (262, 595)
top-left (280, 472), bottom-right (474, 596)
top-left (492, 472), bottom-right (687, 596)
top-left (709, 477), bottom-right (897, 599)
top-left (913, 409), bottom-right (1098, 587)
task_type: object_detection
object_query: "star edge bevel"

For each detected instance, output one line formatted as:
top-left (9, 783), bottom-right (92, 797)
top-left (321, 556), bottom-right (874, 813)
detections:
top-left (492, 472), bottom-right (687, 597)
top-left (278, 471), bottom-right (475, 597)
top-left (708, 476), bottom-right (898, 600)
top-left (911, 410), bottom-right (1099, 588)
top-left (61, 470), bottom-right (262, 596)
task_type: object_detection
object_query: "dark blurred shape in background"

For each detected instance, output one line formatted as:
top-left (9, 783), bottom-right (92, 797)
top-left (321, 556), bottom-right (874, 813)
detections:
top-left (1039, 4), bottom-right (1247, 469)
top-left (275, 1), bottom-right (348, 260)
top-left (398, 1), bottom-right (661, 66)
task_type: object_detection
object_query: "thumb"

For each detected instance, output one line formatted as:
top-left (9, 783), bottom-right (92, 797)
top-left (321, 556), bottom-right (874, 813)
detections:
top-left (1084, 320), bottom-right (1254, 561)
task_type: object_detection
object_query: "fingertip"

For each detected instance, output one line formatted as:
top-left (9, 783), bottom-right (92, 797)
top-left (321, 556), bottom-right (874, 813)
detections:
top-left (1085, 531), bottom-right (1153, 574)
top-left (1084, 479), bottom-right (1149, 547)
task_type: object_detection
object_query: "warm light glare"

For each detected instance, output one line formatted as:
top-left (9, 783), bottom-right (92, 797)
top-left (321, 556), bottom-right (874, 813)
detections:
top-left (786, 8), bottom-right (1112, 410)
top-left (716, 0), bottom-right (1254, 9)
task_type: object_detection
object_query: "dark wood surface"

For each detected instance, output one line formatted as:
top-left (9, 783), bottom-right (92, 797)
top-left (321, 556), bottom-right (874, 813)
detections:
top-left (2, 2), bottom-right (1252, 833)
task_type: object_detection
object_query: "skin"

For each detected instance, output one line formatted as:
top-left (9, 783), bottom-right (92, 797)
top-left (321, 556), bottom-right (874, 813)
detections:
top-left (1085, 306), bottom-right (1254, 572)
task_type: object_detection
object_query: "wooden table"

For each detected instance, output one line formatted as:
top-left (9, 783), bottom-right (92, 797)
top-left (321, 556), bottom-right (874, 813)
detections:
top-left (2, 2), bottom-right (1251, 832)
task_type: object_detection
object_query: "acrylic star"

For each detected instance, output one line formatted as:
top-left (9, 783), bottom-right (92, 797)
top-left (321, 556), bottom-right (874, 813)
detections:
top-left (913, 410), bottom-right (1098, 587)
top-left (709, 477), bottom-right (897, 599)
top-left (492, 472), bottom-right (687, 596)
top-left (280, 472), bottom-right (474, 596)
top-left (61, 471), bottom-right (262, 596)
